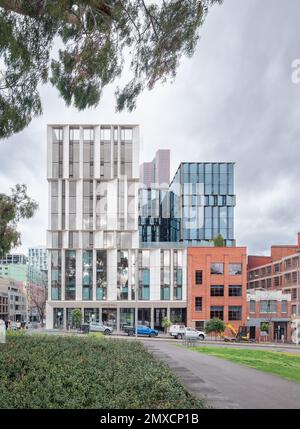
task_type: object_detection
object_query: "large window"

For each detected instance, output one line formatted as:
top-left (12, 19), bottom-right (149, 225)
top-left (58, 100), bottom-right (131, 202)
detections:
top-left (96, 250), bottom-right (107, 300)
top-left (229, 285), bottom-right (242, 296)
top-left (228, 306), bottom-right (242, 321)
top-left (229, 263), bottom-right (242, 275)
top-left (160, 250), bottom-right (170, 300)
top-left (51, 250), bottom-right (61, 300)
top-left (210, 306), bottom-right (224, 320)
top-left (82, 250), bottom-right (92, 300)
top-left (139, 268), bottom-right (150, 300)
top-left (211, 263), bottom-right (224, 275)
top-left (117, 250), bottom-right (129, 300)
top-left (195, 297), bottom-right (202, 312)
top-left (250, 300), bottom-right (255, 313)
top-left (65, 250), bottom-right (76, 300)
top-left (260, 300), bottom-right (277, 313)
top-left (195, 270), bottom-right (203, 285)
top-left (210, 285), bottom-right (224, 297)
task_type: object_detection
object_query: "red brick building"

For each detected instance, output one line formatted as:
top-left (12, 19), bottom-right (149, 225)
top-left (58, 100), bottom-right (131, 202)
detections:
top-left (248, 232), bottom-right (300, 322)
top-left (187, 247), bottom-right (247, 335)
top-left (246, 289), bottom-right (292, 342)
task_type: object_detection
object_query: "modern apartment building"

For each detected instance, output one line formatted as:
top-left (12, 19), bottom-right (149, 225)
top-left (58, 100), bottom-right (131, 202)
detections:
top-left (28, 246), bottom-right (48, 272)
top-left (187, 246), bottom-right (247, 334)
top-left (46, 125), bottom-right (187, 330)
top-left (248, 232), bottom-right (300, 318)
top-left (139, 149), bottom-right (170, 188)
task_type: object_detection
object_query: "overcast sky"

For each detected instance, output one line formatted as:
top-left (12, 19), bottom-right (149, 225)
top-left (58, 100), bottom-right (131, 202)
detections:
top-left (1, 0), bottom-right (300, 256)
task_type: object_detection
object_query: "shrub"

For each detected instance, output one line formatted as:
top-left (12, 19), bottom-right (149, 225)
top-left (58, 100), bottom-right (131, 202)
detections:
top-left (0, 334), bottom-right (204, 409)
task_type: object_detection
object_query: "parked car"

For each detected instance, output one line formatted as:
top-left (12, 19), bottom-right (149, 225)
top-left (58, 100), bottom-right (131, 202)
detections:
top-left (169, 324), bottom-right (206, 340)
top-left (169, 324), bottom-right (186, 339)
top-left (89, 322), bottom-right (113, 335)
top-left (124, 325), bottom-right (159, 337)
top-left (184, 327), bottom-right (206, 340)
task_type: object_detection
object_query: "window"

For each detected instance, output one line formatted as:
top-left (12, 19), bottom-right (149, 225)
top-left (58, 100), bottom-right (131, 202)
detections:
top-left (274, 263), bottom-right (281, 273)
top-left (228, 306), bottom-right (242, 321)
top-left (211, 263), bottom-right (224, 275)
top-left (250, 300), bottom-right (255, 313)
top-left (281, 301), bottom-right (287, 314)
top-left (210, 285), bottom-right (224, 297)
top-left (260, 300), bottom-right (277, 313)
top-left (229, 263), bottom-right (242, 275)
top-left (285, 259), bottom-right (292, 270)
top-left (229, 285), bottom-right (242, 296)
top-left (274, 276), bottom-right (280, 287)
top-left (96, 250), bottom-right (107, 300)
top-left (195, 297), bottom-right (202, 312)
top-left (210, 306), bottom-right (224, 320)
top-left (292, 289), bottom-right (298, 300)
top-left (117, 250), bottom-right (129, 301)
top-left (195, 270), bottom-right (203, 285)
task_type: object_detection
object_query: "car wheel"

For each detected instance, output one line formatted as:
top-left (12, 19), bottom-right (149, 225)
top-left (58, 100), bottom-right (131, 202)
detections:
top-left (178, 334), bottom-right (182, 339)
top-left (104, 329), bottom-right (111, 335)
top-left (199, 334), bottom-right (205, 341)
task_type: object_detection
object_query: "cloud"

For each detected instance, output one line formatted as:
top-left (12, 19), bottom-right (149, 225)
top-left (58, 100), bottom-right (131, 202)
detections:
top-left (0, 0), bottom-right (300, 255)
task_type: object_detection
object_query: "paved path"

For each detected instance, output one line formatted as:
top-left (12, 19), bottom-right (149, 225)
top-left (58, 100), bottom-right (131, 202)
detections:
top-left (142, 339), bottom-right (300, 409)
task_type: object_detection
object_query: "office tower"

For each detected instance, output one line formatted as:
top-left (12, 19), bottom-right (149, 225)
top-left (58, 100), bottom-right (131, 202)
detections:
top-left (139, 149), bottom-right (170, 188)
top-left (169, 162), bottom-right (236, 246)
top-left (46, 125), bottom-right (187, 330)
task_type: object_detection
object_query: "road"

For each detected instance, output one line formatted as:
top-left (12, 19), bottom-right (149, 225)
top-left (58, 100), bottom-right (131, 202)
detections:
top-left (141, 339), bottom-right (300, 409)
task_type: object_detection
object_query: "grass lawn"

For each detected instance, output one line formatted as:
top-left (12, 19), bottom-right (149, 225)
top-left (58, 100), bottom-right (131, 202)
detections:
top-left (0, 332), bottom-right (204, 409)
top-left (193, 346), bottom-right (300, 383)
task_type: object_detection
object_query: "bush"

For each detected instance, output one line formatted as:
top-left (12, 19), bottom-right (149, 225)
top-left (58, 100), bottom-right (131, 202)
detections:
top-left (88, 332), bottom-right (105, 341)
top-left (0, 334), bottom-right (204, 409)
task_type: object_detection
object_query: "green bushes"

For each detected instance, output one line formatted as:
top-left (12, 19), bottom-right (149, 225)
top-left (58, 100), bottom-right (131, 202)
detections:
top-left (0, 334), bottom-right (204, 409)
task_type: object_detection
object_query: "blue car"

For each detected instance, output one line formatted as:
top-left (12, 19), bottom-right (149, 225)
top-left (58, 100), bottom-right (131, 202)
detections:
top-left (124, 325), bottom-right (159, 337)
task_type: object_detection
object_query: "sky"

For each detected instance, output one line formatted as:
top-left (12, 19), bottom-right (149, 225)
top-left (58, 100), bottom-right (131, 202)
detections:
top-left (1, 0), bottom-right (300, 256)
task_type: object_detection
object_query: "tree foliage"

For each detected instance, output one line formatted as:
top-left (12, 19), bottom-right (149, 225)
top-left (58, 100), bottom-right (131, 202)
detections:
top-left (0, 0), bottom-right (223, 138)
top-left (205, 318), bottom-right (226, 335)
top-left (213, 233), bottom-right (225, 247)
top-left (71, 308), bottom-right (82, 328)
top-left (0, 184), bottom-right (38, 258)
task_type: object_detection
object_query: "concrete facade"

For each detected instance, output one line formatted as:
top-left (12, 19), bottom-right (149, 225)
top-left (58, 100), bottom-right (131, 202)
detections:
top-left (46, 125), bottom-right (187, 331)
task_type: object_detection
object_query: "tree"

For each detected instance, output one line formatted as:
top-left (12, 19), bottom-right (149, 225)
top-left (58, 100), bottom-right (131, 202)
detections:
top-left (71, 308), bottom-right (82, 329)
top-left (28, 282), bottom-right (47, 327)
top-left (0, 0), bottom-right (223, 138)
top-left (213, 233), bottom-right (225, 247)
top-left (161, 316), bottom-right (171, 334)
top-left (0, 184), bottom-right (38, 259)
top-left (205, 318), bottom-right (225, 338)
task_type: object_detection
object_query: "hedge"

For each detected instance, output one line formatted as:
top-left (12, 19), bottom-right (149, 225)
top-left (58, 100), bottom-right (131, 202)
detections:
top-left (0, 333), bottom-right (204, 409)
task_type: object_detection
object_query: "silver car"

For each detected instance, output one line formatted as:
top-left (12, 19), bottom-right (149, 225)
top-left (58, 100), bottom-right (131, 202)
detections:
top-left (89, 322), bottom-right (113, 335)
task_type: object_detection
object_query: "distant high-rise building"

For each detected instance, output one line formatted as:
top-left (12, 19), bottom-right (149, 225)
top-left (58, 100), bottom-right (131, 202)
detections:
top-left (0, 254), bottom-right (27, 265)
top-left (28, 247), bottom-right (48, 272)
top-left (140, 149), bottom-right (170, 188)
